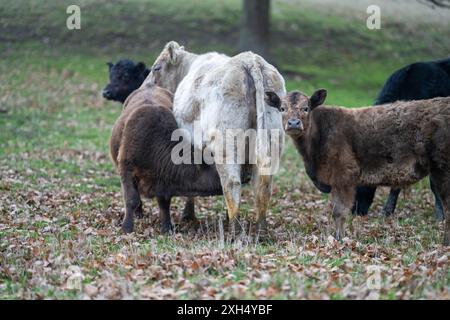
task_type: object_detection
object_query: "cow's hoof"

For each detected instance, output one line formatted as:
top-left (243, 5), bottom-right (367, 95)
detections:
top-left (180, 217), bottom-right (200, 233)
top-left (160, 222), bottom-right (174, 235)
top-left (256, 230), bottom-right (273, 244)
top-left (181, 208), bottom-right (196, 223)
top-left (122, 222), bottom-right (134, 234)
top-left (334, 231), bottom-right (342, 241)
top-left (444, 234), bottom-right (450, 246)
top-left (181, 214), bottom-right (198, 224)
top-left (227, 219), bottom-right (243, 240)
top-left (135, 207), bottom-right (144, 219)
top-left (255, 220), bottom-right (270, 242)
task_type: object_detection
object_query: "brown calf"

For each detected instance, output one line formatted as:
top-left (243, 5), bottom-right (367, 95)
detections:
top-left (110, 84), bottom-right (223, 233)
top-left (281, 90), bottom-right (450, 245)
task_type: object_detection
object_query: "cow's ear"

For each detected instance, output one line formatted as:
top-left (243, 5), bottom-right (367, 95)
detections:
top-left (310, 89), bottom-right (327, 110)
top-left (265, 91), bottom-right (281, 110)
top-left (165, 41), bottom-right (184, 64)
top-left (107, 62), bottom-right (113, 70)
top-left (135, 62), bottom-right (147, 74)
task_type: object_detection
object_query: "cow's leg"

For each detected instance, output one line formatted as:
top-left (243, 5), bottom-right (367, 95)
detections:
top-left (253, 170), bottom-right (272, 238)
top-left (135, 202), bottom-right (144, 219)
top-left (181, 197), bottom-right (197, 223)
top-left (352, 186), bottom-right (376, 216)
top-left (331, 186), bottom-right (355, 241)
top-left (120, 170), bottom-right (141, 233)
top-left (382, 188), bottom-right (401, 216)
top-left (157, 196), bottom-right (173, 234)
top-left (215, 163), bottom-right (242, 234)
top-left (430, 177), bottom-right (444, 221)
top-left (429, 170), bottom-right (450, 245)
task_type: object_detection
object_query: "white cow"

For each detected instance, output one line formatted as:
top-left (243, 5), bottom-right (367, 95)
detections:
top-left (144, 41), bottom-right (286, 235)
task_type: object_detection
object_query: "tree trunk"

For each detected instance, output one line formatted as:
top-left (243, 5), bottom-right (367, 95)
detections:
top-left (420, 0), bottom-right (450, 8)
top-left (239, 0), bottom-right (272, 62)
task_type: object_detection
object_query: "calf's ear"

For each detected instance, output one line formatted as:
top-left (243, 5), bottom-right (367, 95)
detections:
top-left (165, 41), bottom-right (184, 65)
top-left (265, 91), bottom-right (281, 110)
top-left (310, 89), bottom-right (327, 110)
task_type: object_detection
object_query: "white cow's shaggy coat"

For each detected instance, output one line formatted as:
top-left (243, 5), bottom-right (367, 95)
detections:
top-left (145, 41), bottom-right (286, 233)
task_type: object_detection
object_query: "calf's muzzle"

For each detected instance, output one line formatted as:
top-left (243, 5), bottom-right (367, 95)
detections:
top-left (286, 118), bottom-right (303, 131)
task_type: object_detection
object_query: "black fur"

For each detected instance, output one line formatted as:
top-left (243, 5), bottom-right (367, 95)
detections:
top-left (375, 59), bottom-right (450, 105)
top-left (265, 91), bottom-right (281, 110)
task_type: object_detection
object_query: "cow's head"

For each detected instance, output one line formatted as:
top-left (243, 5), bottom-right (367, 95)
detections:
top-left (146, 41), bottom-right (188, 93)
top-left (281, 89), bottom-right (327, 137)
top-left (103, 59), bottom-right (150, 103)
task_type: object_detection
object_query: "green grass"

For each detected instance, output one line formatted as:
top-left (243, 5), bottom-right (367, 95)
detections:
top-left (0, 0), bottom-right (449, 300)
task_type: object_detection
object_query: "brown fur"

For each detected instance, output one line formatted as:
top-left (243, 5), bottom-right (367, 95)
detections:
top-left (110, 83), bottom-right (173, 168)
top-left (282, 90), bottom-right (450, 245)
top-left (110, 84), bottom-right (223, 234)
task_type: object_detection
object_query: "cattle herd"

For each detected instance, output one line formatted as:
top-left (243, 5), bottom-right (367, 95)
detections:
top-left (103, 41), bottom-right (450, 245)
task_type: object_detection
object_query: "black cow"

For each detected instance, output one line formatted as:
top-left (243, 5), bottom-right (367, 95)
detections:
top-left (354, 57), bottom-right (450, 219)
top-left (103, 59), bottom-right (150, 103)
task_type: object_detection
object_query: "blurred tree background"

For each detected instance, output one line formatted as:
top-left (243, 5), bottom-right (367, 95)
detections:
top-left (1, 0), bottom-right (449, 106)
top-left (238, 0), bottom-right (450, 65)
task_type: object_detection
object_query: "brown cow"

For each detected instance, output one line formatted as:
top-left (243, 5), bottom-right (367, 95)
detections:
top-left (281, 89), bottom-right (450, 245)
top-left (110, 83), bottom-right (223, 233)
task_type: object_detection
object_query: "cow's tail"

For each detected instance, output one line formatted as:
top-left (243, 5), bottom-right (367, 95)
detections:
top-left (248, 55), bottom-right (271, 175)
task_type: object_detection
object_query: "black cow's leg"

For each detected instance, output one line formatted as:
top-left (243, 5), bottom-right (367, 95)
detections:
top-left (157, 196), bottom-right (173, 234)
top-left (181, 197), bottom-right (197, 223)
top-left (120, 170), bottom-right (141, 233)
top-left (430, 176), bottom-right (444, 221)
top-left (382, 188), bottom-right (401, 216)
top-left (352, 186), bottom-right (376, 216)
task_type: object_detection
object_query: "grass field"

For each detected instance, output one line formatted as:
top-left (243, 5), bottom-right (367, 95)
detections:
top-left (0, 0), bottom-right (449, 299)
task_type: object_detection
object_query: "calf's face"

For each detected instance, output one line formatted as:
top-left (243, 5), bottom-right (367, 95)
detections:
top-left (281, 89), bottom-right (327, 137)
top-left (103, 60), bottom-right (150, 103)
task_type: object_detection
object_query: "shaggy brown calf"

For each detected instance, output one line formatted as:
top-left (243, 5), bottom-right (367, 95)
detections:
top-left (110, 84), bottom-right (223, 233)
top-left (281, 90), bottom-right (450, 245)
